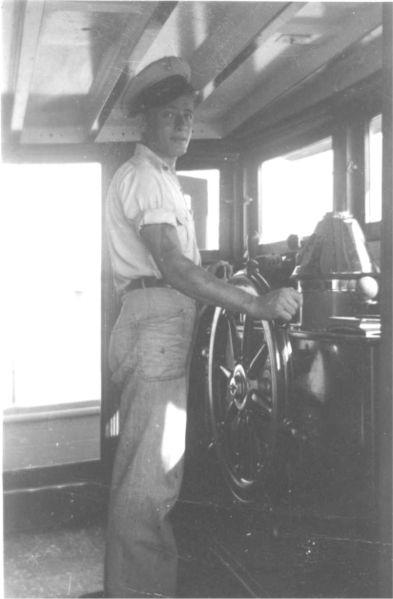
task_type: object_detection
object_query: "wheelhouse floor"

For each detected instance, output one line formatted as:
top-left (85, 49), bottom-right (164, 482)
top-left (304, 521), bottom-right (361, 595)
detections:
top-left (3, 460), bottom-right (392, 598)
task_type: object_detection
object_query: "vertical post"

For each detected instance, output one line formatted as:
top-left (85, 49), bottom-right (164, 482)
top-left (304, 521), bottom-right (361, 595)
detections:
top-left (232, 158), bottom-right (245, 264)
top-left (378, 0), bottom-right (393, 574)
top-left (333, 124), bottom-right (348, 211)
top-left (334, 118), bottom-right (366, 221)
top-left (346, 119), bottom-right (366, 225)
top-left (100, 144), bottom-right (133, 481)
top-left (242, 158), bottom-right (259, 259)
top-left (220, 158), bottom-right (239, 262)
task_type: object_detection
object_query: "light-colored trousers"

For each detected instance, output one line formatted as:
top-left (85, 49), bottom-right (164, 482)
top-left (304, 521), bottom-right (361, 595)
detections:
top-left (105, 287), bottom-right (197, 598)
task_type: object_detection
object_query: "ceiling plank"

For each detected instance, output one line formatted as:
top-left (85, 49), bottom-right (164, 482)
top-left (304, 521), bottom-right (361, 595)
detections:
top-left (193, 2), bottom-right (305, 101)
top-left (95, 119), bottom-right (222, 143)
top-left (85, 2), bottom-right (160, 133)
top-left (234, 29), bottom-right (382, 142)
top-left (45, 1), bottom-right (149, 13)
top-left (2, 0), bottom-right (25, 94)
top-left (222, 3), bottom-right (382, 136)
top-left (11, 0), bottom-right (45, 132)
top-left (20, 126), bottom-right (87, 145)
top-left (89, 2), bottom-right (177, 140)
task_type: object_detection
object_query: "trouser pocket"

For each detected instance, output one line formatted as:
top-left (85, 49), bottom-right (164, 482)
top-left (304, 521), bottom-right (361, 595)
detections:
top-left (108, 321), bottom-right (138, 387)
top-left (138, 308), bottom-right (195, 381)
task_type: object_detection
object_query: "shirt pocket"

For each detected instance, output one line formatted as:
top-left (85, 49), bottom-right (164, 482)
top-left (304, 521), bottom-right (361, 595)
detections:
top-left (175, 210), bottom-right (190, 247)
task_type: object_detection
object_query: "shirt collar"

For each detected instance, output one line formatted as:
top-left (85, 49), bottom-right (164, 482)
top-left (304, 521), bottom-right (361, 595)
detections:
top-left (134, 143), bottom-right (174, 173)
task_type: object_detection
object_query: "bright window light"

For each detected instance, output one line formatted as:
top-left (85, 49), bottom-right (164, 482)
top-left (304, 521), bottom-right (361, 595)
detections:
top-left (258, 138), bottom-right (333, 244)
top-left (366, 114), bottom-right (382, 223)
top-left (1, 162), bottom-right (102, 409)
top-left (178, 169), bottom-right (220, 250)
top-left (161, 402), bottom-right (187, 473)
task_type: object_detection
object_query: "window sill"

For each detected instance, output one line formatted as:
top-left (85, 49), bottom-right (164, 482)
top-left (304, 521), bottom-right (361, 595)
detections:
top-left (3, 399), bottom-right (100, 424)
top-left (3, 400), bottom-right (101, 471)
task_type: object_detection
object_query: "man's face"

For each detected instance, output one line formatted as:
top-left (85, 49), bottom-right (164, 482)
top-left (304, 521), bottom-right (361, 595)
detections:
top-left (142, 94), bottom-right (194, 162)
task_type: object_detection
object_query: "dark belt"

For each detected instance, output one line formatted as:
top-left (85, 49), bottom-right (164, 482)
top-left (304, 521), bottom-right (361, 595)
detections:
top-left (124, 276), bottom-right (169, 293)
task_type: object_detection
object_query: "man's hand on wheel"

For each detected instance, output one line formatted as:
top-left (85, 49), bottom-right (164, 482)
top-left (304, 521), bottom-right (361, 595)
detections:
top-left (248, 287), bottom-right (302, 322)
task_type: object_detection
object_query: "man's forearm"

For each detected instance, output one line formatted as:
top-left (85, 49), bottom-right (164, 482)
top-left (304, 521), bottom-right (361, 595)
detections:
top-left (141, 223), bottom-right (302, 321)
top-left (163, 253), bottom-right (256, 312)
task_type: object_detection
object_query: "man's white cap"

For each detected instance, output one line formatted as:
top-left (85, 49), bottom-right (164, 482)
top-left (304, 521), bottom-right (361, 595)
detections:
top-left (121, 56), bottom-right (192, 116)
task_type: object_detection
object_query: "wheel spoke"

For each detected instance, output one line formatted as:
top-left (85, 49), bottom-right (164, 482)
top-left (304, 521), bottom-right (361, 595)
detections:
top-left (234, 418), bottom-right (246, 478)
top-left (222, 409), bottom-right (240, 461)
top-left (249, 415), bottom-right (270, 466)
top-left (225, 413), bottom-right (245, 480)
top-left (217, 399), bottom-right (237, 433)
top-left (240, 315), bottom-right (251, 363)
top-left (242, 318), bottom-right (268, 372)
top-left (224, 317), bottom-right (236, 368)
top-left (227, 316), bottom-right (243, 364)
top-left (238, 414), bottom-right (258, 480)
top-left (217, 363), bottom-right (232, 379)
top-left (239, 414), bottom-right (255, 480)
top-left (248, 393), bottom-right (276, 452)
top-left (250, 392), bottom-right (272, 416)
top-left (246, 343), bottom-right (269, 378)
top-left (246, 414), bottom-right (262, 477)
top-left (216, 401), bottom-right (235, 444)
top-left (232, 413), bottom-right (245, 475)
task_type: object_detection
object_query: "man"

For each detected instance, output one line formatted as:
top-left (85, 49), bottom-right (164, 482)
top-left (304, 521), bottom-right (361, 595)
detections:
top-left (105, 56), bottom-right (301, 598)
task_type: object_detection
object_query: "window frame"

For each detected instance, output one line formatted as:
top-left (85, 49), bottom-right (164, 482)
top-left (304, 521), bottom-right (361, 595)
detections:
top-left (2, 157), bottom-right (103, 414)
top-left (177, 167), bottom-right (221, 254)
top-left (241, 123), bottom-right (335, 255)
top-left (240, 101), bottom-right (383, 255)
top-left (2, 145), bottom-right (106, 470)
top-left (177, 143), bottom-right (242, 264)
top-left (257, 136), bottom-right (334, 247)
top-left (364, 112), bottom-right (383, 237)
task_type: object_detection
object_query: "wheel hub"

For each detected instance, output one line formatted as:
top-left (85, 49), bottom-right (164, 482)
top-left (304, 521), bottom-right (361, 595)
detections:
top-left (229, 364), bottom-right (248, 409)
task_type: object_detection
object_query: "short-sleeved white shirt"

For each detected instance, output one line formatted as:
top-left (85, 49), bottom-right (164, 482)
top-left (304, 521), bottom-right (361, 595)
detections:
top-left (106, 143), bottom-right (201, 294)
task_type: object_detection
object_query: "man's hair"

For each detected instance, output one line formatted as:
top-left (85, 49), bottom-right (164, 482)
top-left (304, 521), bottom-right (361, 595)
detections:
top-left (131, 75), bottom-right (196, 116)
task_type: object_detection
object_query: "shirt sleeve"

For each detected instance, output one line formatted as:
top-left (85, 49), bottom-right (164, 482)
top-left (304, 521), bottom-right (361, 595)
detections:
top-left (118, 165), bottom-right (177, 230)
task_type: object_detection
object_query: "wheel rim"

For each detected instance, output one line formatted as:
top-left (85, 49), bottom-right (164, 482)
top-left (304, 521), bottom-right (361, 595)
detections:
top-left (207, 276), bottom-right (285, 501)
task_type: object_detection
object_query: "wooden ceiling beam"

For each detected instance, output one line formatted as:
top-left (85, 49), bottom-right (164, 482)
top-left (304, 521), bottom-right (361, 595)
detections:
top-left (20, 126), bottom-right (87, 145)
top-left (190, 2), bottom-right (303, 94)
top-left (95, 119), bottom-right (222, 143)
top-left (233, 29), bottom-right (382, 143)
top-left (2, 0), bottom-right (25, 94)
top-left (11, 0), bottom-right (45, 132)
top-left (45, 1), bottom-right (149, 14)
top-left (84, 2), bottom-right (160, 134)
top-left (223, 3), bottom-right (382, 136)
top-left (88, 1), bottom-right (177, 140)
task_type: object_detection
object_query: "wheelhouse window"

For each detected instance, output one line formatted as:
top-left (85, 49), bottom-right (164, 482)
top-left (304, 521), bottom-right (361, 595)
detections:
top-left (2, 162), bottom-right (102, 409)
top-left (178, 169), bottom-right (220, 250)
top-left (258, 138), bottom-right (333, 244)
top-left (366, 114), bottom-right (382, 224)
